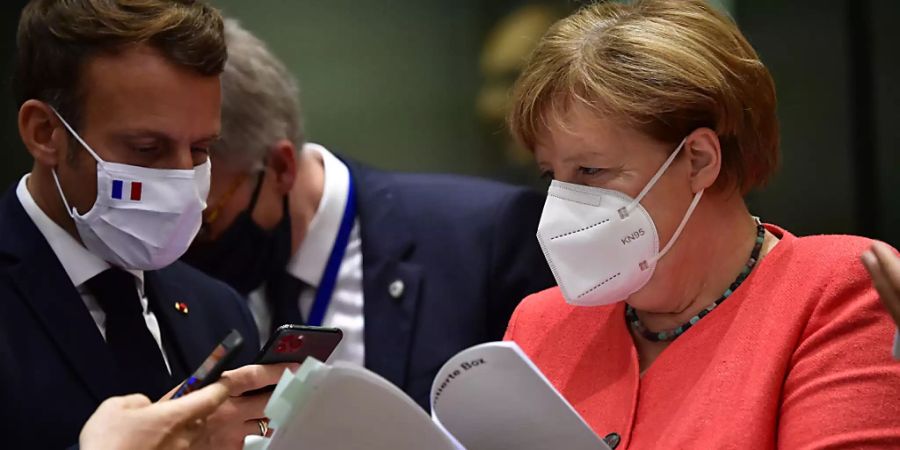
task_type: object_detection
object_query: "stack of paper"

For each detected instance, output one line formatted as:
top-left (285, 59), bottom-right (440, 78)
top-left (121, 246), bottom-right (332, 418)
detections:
top-left (245, 342), bottom-right (608, 450)
top-left (244, 358), bottom-right (459, 450)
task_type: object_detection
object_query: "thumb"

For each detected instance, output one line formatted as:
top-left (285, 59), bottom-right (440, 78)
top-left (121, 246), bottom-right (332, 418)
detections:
top-left (106, 393), bottom-right (152, 410)
top-left (157, 382), bottom-right (230, 423)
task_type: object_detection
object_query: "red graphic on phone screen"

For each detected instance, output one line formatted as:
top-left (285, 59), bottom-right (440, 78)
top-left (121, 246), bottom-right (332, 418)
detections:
top-left (275, 335), bottom-right (304, 354)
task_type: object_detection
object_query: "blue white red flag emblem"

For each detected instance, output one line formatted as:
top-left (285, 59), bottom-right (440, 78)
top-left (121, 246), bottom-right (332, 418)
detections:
top-left (111, 179), bottom-right (142, 201)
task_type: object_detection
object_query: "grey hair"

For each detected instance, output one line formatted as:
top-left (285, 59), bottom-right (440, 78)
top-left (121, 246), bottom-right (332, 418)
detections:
top-left (216, 18), bottom-right (304, 170)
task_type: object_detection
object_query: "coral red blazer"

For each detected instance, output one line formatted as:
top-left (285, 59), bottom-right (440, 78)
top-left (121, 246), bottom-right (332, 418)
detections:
top-left (505, 225), bottom-right (900, 449)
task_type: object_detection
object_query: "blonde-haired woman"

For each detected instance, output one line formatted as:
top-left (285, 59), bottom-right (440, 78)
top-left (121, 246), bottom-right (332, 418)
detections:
top-left (504, 0), bottom-right (900, 448)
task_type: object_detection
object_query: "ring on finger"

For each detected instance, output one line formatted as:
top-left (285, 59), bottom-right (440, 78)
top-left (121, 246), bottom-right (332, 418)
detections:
top-left (257, 418), bottom-right (269, 437)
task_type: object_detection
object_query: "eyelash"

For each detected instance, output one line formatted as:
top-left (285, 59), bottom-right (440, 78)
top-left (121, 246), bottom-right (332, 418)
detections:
top-left (579, 167), bottom-right (604, 176)
top-left (539, 167), bottom-right (607, 181)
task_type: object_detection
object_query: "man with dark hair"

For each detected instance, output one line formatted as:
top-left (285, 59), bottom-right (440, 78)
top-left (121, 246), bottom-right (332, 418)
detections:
top-left (0, 1), bottom-right (286, 448)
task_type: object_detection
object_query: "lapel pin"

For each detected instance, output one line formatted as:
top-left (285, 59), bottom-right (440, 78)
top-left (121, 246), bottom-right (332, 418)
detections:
top-left (174, 301), bottom-right (189, 315)
top-left (388, 279), bottom-right (405, 299)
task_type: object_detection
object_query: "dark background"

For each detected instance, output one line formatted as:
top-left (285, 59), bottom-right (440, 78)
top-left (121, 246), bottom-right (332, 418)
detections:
top-left (1, 0), bottom-right (897, 245)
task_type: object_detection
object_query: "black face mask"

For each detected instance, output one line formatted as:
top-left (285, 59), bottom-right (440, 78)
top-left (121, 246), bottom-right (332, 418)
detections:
top-left (182, 172), bottom-right (292, 295)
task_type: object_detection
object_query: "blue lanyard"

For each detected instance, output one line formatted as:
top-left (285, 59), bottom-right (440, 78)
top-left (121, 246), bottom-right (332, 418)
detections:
top-left (306, 175), bottom-right (356, 326)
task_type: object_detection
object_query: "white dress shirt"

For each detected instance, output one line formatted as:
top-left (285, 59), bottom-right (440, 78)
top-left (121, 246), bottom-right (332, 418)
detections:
top-left (247, 143), bottom-right (365, 367)
top-left (16, 174), bottom-right (172, 373)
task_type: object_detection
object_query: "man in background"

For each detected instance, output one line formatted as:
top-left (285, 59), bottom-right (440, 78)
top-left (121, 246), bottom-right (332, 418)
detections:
top-left (183, 19), bottom-right (555, 409)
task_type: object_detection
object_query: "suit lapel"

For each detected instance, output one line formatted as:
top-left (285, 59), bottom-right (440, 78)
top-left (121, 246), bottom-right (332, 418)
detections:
top-left (344, 160), bottom-right (424, 390)
top-left (0, 191), bottom-right (124, 402)
top-left (144, 270), bottom-right (206, 380)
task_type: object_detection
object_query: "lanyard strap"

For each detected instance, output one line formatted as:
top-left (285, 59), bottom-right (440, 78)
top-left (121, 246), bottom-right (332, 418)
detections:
top-left (306, 175), bottom-right (357, 326)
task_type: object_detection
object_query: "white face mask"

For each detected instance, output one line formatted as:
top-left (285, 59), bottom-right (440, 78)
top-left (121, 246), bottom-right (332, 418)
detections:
top-left (536, 138), bottom-right (703, 307)
top-left (51, 109), bottom-right (211, 270)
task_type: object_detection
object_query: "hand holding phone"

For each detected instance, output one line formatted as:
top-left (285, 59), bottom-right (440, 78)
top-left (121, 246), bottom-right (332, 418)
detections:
top-left (170, 329), bottom-right (243, 399)
top-left (256, 324), bottom-right (343, 365)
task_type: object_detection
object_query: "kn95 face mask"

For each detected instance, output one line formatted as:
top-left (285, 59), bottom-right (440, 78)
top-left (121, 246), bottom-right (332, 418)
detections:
top-left (536, 138), bottom-right (703, 307)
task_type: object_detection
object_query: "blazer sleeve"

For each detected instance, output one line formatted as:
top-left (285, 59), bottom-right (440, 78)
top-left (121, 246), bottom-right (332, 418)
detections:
top-left (778, 253), bottom-right (900, 448)
top-left (486, 188), bottom-right (555, 340)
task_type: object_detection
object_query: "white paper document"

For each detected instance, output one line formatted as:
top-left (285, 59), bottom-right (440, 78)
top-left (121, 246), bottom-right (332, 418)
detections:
top-left (245, 341), bottom-right (609, 450)
top-left (431, 342), bottom-right (608, 450)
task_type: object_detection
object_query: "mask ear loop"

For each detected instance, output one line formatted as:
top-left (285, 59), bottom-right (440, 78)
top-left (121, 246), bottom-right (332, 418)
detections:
top-left (48, 107), bottom-right (106, 218)
top-left (614, 137), bottom-right (703, 271)
top-left (246, 154), bottom-right (292, 220)
top-left (247, 170), bottom-right (266, 214)
top-left (642, 189), bottom-right (704, 270)
top-left (51, 169), bottom-right (77, 219)
top-left (50, 107), bottom-right (105, 164)
top-left (618, 137), bottom-right (688, 220)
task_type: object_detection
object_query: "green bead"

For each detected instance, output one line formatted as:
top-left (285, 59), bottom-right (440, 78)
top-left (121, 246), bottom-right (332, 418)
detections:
top-left (658, 332), bottom-right (667, 340)
top-left (724, 289), bottom-right (733, 297)
top-left (690, 316), bottom-right (699, 324)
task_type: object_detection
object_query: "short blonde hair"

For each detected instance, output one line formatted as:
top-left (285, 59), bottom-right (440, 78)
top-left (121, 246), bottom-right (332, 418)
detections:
top-left (508, 0), bottom-right (779, 193)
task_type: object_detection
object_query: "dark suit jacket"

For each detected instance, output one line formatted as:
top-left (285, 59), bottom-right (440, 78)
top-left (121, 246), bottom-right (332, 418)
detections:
top-left (343, 160), bottom-right (555, 409)
top-left (0, 186), bottom-right (259, 449)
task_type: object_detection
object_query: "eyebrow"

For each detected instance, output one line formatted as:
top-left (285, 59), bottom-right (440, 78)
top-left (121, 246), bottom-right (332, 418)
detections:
top-left (561, 150), bottom-right (613, 164)
top-left (113, 129), bottom-right (220, 144)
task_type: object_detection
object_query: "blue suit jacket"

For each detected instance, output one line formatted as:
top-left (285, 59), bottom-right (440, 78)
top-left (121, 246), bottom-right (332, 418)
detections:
top-left (344, 161), bottom-right (555, 409)
top-left (0, 186), bottom-right (259, 449)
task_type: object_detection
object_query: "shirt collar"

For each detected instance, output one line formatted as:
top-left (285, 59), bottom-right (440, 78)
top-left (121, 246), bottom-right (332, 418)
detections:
top-left (16, 174), bottom-right (144, 290)
top-left (285, 143), bottom-right (352, 287)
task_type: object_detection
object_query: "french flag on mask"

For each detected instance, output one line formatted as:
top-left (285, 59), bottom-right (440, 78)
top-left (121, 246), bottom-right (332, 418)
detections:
top-left (111, 179), bottom-right (143, 201)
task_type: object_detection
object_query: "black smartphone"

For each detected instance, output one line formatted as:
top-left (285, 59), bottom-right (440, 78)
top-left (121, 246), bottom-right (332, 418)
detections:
top-left (256, 324), bottom-right (343, 365)
top-left (170, 329), bottom-right (244, 399)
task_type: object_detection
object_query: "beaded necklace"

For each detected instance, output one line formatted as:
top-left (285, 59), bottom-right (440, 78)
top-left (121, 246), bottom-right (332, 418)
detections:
top-left (626, 219), bottom-right (766, 342)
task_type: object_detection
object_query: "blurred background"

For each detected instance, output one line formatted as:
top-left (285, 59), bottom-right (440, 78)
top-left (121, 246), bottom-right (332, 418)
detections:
top-left (0, 0), bottom-right (897, 245)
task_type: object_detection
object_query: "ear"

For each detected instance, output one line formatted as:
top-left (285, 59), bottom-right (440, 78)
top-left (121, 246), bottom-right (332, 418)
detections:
top-left (18, 100), bottom-right (69, 167)
top-left (683, 127), bottom-right (721, 193)
top-left (265, 138), bottom-right (298, 195)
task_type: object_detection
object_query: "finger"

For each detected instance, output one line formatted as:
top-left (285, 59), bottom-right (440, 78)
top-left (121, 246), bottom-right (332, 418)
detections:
top-left (863, 250), bottom-right (900, 325)
top-left (158, 382), bottom-right (230, 423)
top-left (103, 393), bottom-right (152, 410)
top-left (229, 390), bottom-right (272, 421)
top-left (872, 242), bottom-right (900, 296)
top-left (159, 382), bottom-right (182, 402)
top-left (219, 364), bottom-right (296, 395)
top-left (162, 418), bottom-right (206, 450)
